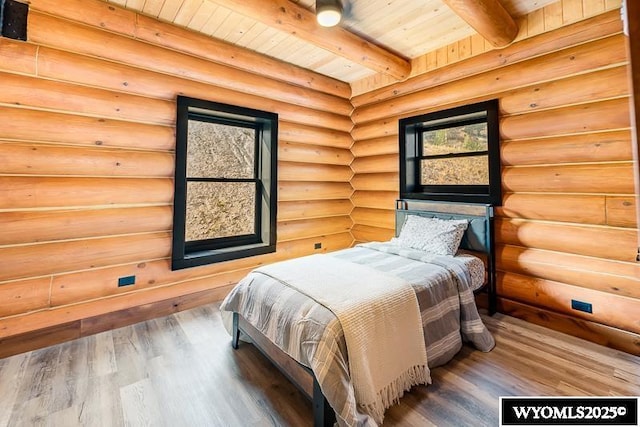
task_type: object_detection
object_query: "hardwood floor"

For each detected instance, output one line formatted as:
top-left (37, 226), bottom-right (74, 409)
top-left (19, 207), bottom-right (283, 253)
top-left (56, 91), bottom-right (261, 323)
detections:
top-left (1, 303), bottom-right (638, 427)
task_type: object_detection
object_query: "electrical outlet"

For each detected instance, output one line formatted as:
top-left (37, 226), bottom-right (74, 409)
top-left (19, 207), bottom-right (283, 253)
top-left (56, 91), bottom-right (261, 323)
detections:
top-left (118, 275), bottom-right (136, 287)
top-left (571, 299), bottom-right (592, 314)
top-left (314, 242), bottom-right (322, 249)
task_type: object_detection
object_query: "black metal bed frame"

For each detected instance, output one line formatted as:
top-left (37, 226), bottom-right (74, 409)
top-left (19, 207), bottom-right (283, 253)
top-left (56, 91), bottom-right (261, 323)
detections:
top-left (232, 311), bottom-right (335, 426)
top-left (231, 199), bottom-right (497, 426)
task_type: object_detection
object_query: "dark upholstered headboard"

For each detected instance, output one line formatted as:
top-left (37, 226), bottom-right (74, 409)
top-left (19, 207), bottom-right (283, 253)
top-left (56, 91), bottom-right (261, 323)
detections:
top-left (395, 199), bottom-right (496, 314)
top-left (395, 199), bottom-right (493, 254)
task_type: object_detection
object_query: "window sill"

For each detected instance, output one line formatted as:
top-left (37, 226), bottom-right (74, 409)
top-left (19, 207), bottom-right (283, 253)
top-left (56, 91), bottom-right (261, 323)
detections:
top-left (172, 242), bottom-right (276, 270)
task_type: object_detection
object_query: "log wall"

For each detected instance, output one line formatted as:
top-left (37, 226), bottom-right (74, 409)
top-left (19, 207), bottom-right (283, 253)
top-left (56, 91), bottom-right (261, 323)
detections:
top-left (350, 10), bottom-right (640, 355)
top-left (0, 0), bottom-right (354, 356)
top-left (2, 0), bottom-right (639, 357)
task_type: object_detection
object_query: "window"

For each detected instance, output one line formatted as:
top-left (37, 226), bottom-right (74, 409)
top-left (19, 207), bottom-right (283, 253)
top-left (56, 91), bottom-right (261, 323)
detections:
top-left (399, 100), bottom-right (501, 205)
top-left (172, 96), bottom-right (277, 270)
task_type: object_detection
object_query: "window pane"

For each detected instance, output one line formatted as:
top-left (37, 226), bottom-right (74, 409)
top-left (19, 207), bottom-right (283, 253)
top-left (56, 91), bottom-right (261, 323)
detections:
top-left (423, 122), bottom-right (487, 155)
top-left (421, 156), bottom-right (489, 185)
top-left (185, 182), bottom-right (255, 241)
top-left (187, 120), bottom-right (255, 179)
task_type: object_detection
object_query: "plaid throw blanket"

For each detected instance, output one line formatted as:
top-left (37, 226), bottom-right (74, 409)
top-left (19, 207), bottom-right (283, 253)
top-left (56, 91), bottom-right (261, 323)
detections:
top-left (254, 254), bottom-right (430, 424)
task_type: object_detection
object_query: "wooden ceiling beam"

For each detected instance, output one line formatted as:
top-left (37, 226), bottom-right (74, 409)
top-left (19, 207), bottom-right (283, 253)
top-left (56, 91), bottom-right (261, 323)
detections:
top-left (207, 0), bottom-right (411, 81)
top-left (441, 0), bottom-right (518, 48)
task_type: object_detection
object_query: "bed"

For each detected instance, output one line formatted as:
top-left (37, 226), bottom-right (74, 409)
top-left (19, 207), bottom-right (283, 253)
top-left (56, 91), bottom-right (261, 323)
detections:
top-left (220, 199), bottom-right (497, 426)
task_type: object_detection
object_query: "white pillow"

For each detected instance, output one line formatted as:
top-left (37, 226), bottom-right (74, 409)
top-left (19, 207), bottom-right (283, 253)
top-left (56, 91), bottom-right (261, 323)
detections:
top-left (391, 215), bottom-right (468, 256)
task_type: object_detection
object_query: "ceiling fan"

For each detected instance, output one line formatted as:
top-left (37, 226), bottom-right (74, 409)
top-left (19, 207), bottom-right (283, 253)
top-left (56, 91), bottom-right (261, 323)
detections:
top-left (316, 0), bottom-right (355, 27)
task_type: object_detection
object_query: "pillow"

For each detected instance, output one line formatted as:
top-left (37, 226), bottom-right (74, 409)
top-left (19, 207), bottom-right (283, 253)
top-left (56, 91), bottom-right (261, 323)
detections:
top-left (391, 215), bottom-right (468, 256)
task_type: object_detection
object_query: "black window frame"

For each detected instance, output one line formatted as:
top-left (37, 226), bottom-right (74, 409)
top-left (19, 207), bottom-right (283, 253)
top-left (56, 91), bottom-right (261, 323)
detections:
top-left (172, 96), bottom-right (278, 270)
top-left (399, 99), bottom-right (501, 205)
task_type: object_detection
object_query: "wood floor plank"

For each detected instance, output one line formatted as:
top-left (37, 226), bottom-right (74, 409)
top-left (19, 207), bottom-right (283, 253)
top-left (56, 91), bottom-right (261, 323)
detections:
top-left (0, 352), bottom-right (31, 427)
top-left (112, 325), bottom-right (157, 391)
top-left (614, 368), bottom-right (640, 386)
top-left (120, 378), bottom-right (164, 427)
top-left (173, 305), bottom-right (217, 346)
top-left (484, 313), bottom-right (640, 373)
top-left (47, 404), bottom-right (85, 426)
top-left (80, 374), bottom-right (124, 427)
top-left (88, 331), bottom-right (117, 378)
top-left (0, 303), bottom-right (637, 427)
top-left (146, 354), bottom-right (223, 426)
top-left (48, 341), bottom-right (77, 415)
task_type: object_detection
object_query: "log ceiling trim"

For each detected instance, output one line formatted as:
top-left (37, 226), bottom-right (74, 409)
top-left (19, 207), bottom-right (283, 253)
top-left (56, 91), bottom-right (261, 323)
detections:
top-left (205, 0), bottom-right (411, 80)
top-left (98, 0), bottom-right (557, 83)
top-left (440, 0), bottom-right (518, 47)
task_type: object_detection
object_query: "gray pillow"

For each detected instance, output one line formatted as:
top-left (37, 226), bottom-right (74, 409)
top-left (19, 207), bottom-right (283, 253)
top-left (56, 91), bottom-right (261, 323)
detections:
top-left (392, 215), bottom-right (468, 256)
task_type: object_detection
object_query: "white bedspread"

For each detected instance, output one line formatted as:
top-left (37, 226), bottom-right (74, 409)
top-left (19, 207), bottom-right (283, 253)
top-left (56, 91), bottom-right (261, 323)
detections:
top-left (255, 254), bottom-right (430, 424)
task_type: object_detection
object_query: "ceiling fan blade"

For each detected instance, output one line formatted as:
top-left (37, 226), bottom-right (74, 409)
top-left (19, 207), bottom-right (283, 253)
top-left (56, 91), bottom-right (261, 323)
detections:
top-left (341, 0), bottom-right (360, 24)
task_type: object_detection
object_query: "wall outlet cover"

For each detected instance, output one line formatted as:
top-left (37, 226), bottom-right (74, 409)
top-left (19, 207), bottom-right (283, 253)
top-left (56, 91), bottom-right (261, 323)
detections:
top-left (118, 275), bottom-right (136, 287)
top-left (571, 299), bottom-right (592, 314)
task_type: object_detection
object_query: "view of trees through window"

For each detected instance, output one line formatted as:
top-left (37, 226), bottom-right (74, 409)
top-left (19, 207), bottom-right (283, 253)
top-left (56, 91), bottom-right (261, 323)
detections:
top-left (421, 122), bottom-right (489, 186)
top-left (185, 120), bottom-right (256, 242)
top-left (173, 96), bottom-right (277, 269)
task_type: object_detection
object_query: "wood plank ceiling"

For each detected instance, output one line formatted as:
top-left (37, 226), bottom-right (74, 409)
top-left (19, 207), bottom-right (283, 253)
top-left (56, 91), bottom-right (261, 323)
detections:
top-left (105, 0), bottom-right (557, 83)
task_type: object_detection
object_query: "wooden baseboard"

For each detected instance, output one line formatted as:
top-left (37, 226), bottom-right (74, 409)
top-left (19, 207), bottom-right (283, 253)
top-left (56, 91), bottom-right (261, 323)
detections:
top-left (0, 285), bottom-right (233, 359)
top-left (0, 321), bottom-right (81, 359)
top-left (498, 297), bottom-right (640, 356)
